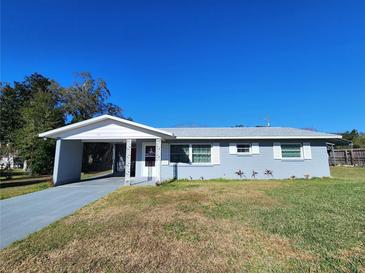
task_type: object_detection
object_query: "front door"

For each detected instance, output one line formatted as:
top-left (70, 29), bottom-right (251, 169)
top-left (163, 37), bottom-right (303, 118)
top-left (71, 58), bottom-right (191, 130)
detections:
top-left (142, 143), bottom-right (156, 178)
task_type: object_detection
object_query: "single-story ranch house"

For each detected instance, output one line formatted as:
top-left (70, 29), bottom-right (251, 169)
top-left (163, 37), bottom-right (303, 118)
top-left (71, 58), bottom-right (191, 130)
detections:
top-left (39, 115), bottom-right (343, 186)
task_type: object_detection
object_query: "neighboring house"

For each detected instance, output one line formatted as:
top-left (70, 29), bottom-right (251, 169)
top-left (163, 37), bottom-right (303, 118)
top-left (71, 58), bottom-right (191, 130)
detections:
top-left (39, 115), bottom-right (343, 186)
top-left (0, 154), bottom-right (25, 170)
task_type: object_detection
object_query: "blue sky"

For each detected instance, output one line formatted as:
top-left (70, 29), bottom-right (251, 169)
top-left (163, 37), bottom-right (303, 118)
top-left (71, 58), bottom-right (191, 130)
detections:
top-left (1, 0), bottom-right (364, 132)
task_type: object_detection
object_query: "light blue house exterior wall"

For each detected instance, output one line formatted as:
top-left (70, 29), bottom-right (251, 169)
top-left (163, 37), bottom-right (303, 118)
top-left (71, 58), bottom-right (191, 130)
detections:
top-left (52, 139), bottom-right (330, 185)
top-left (158, 139), bottom-right (330, 180)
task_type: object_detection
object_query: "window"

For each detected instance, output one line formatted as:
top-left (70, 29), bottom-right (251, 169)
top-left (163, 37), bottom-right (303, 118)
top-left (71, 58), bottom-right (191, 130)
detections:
top-left (145, 145), bottom-right (155, 166)
top-left (192, 145), bottom-right (211, 163)
top-left (170, 145), bottom-right (190, 163)
top-left (237, 144), bottom-right (251, 153)
top-left (281, 144), bottom-right (302, 158)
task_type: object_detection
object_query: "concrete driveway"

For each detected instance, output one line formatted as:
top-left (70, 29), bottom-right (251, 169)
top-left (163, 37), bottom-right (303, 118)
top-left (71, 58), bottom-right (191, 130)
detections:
top-left (0, 177), bottom-right (123, 249)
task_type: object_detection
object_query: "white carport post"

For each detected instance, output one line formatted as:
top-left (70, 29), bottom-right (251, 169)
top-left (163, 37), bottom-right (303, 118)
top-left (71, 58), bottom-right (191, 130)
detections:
top-left (125, 139), bottom-right (132, 185)
top-left (155, 138), bottom-right (161, 183)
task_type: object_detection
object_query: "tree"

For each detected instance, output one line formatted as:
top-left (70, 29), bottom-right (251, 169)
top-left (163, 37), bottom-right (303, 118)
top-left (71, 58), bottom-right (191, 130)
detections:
top-left (0, 84), bottom-right (20, 144)
top-left (15, 76), bottom-right (64, 174)
top-left (342, 129), bottom-right (359, 141)
top-left (1, 72), bottom-right (126, 174)
top-left (352, 134), bottom-right (365, 148)
top-left (336, 129), bottom-right (365, 149)
top-left (61, 72), bottom-right (122, 123)
top-left (1, 80), bottom-right (36, 171)
top-left (1, 74), bottom-right (57, 142)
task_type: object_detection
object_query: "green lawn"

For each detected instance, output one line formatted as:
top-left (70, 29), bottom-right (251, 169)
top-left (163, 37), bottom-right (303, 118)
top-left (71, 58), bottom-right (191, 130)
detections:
top-left (0, 167), bottom-right (364, 272)
top-left (0, 182), bottom-right (50, 200)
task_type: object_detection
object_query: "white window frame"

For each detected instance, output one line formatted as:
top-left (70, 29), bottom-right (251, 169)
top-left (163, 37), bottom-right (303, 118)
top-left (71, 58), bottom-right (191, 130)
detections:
top-left (168, 143), bottom-right (213, 166)
top-left (280, 143), bottom-right (304, 160)
top-left (236, 143), bottom-right (252, 155)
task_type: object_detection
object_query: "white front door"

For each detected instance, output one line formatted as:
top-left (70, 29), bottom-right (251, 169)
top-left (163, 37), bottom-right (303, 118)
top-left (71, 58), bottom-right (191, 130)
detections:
top-left (142, 143), bottom-right (156, 177)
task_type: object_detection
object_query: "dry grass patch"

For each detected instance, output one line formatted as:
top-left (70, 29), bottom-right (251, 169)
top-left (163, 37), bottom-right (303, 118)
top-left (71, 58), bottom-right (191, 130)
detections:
top-left (0, 200), bottom-right (311, 272)
top-left (0, 182), bottom-right (310, 272)
top-left (1, 167), bottom-right (364, 272)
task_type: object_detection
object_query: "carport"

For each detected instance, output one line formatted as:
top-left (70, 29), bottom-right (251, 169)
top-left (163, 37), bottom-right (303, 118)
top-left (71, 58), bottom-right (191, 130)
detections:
top-left (39, 115), bottom-right (174, 186)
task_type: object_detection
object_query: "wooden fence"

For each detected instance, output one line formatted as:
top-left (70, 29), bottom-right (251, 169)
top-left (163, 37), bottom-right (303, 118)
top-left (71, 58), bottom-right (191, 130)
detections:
top-left (328, 149), bottom-right (365, 166)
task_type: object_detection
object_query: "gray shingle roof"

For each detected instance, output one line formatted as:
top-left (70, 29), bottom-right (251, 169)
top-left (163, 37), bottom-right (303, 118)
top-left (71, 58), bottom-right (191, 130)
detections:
top-left (159, 127), bottom-right (340, 139)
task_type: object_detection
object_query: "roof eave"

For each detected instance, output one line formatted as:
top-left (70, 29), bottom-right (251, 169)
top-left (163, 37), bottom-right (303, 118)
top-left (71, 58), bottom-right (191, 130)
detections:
top-left (39, 115), bottom-right (174, 139)
top-left (174, 135), bottom-right (342, 140)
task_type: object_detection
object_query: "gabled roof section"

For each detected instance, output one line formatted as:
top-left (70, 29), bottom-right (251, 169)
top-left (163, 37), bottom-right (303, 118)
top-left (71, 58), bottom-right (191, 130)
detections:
top-left (159, 127), bottom-right (342, 139)
top-left (40, 115), bottom-right (342, 141)
top-left (39, 115), bottom-right (174, 139)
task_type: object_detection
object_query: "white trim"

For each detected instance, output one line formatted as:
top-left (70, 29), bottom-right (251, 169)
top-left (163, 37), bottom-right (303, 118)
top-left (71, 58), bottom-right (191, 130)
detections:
top-left (303, 142), bottom-right (312, 159)
top-left (211, 143), bottom-right (220, 164)
top-left (155, 138), bottom-right (161, 182)
top-left (280, 158), bottom-right (305, 162)
top-left (79, 137), bottom-right (159, 142)
top-left (168, 162), bottom-right (191, 167)
top-left (169, 163), bottom-right (215, 167)
top-left (273, 142), bottom-right (282, 159)
top-left (229, 143), bottom-right (237, 154)
top-left (251, 142), bottom-right (260, 154)
top-left (189, 145), bottom-right (193, 163)
top-left (39, 115), bottom-right (174, 138)
top-left (175, 135), bottom-right (341, 140)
